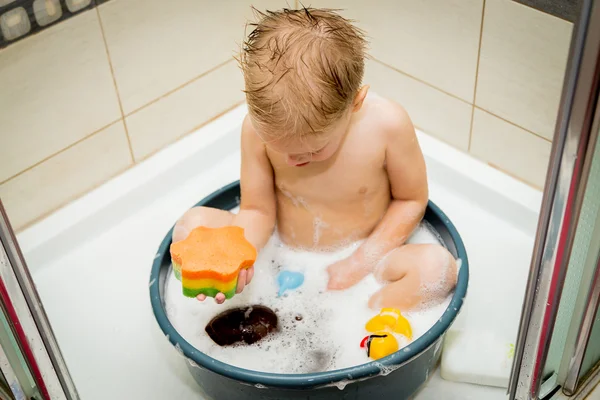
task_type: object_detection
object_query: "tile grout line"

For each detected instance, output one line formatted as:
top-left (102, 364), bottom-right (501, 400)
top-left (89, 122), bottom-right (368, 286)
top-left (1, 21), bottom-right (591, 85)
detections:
top-left (15, 100), bottom-right (247, 231)
top-left (13, 99), bottom-right (544, 229)
top-left (411, 117), bottom-right (543, 189)
top-left (371, 58), bottom-right (473, 106)
top-left (372, 57), bottom-right (552, 143)
top-left (15, 113), bottom-right (540, 232)
top-left (95, 7), bottom-right (135, 163)
top-left (417, 124), bottom-right (543, 189)
top-left (123, 58), bottom-right (235, 118)
top-left (399, 119), bottom-right (543, 189)
top-left (468, 107), bottom-right (477, 152)
top-left (14, 163), bottom-right (133, 232)
top-left (486, 161), bottom-right (542, 190)
top-left (135, 100), bottom-right (246, 163)
top-left (475, 106), bottom-right (553, 143)
top-left (15, 109), bottom-right (541, 232)
top-left (468, 0), bottom-right (487, 152)
top-left (0, 60), bottom-right (239, 187)
top-left (0, 119), bottom-right (122, 186)
top-left (415, 124), bottom-right (467, 151)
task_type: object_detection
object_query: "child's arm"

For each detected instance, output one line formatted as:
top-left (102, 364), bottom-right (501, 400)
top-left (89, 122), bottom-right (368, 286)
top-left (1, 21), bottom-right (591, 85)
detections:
top-left (328, 105), bottom-right (428, 289)
top-left (356, 105), bottom-right (428, 260)
top-left (233, 115), bottom-right (277, 250)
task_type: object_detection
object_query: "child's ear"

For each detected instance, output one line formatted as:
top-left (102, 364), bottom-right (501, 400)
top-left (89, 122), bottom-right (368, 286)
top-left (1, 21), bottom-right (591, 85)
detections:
top-left (352, 85), bottom-right (370, 113)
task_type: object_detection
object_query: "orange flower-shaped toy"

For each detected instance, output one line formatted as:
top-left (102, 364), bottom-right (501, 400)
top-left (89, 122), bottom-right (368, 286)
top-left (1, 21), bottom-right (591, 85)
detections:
top-left (170, 226), bottom-right (256, 299)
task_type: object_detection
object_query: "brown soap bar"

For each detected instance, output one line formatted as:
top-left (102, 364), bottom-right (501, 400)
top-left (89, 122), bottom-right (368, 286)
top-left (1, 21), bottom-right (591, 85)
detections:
top-left (205, 305), bottom-right (278, 346)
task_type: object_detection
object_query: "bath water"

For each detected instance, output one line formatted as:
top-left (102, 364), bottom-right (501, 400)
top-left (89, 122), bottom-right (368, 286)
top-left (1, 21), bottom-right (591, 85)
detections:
top-left (164, 221), bottom-right (454, 374)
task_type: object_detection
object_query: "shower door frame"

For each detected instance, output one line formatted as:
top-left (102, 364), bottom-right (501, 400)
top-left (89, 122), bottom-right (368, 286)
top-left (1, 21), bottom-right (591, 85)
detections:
top-left (508, 0), bottom-right (600, 398)
top-left (0, 199), bottom-right (79, 400)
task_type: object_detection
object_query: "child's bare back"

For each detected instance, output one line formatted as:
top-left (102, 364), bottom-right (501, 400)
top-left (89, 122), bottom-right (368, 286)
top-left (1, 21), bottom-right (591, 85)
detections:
top-left (173, 7), bottom-right (457, 309)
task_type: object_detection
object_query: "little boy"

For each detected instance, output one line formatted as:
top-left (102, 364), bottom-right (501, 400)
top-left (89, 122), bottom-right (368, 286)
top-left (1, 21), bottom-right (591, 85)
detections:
top-left (173, 8), bottom-right (457, 309)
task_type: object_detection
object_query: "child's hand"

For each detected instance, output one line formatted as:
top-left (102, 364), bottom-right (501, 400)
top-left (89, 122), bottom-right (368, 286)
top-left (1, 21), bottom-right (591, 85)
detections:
top-left (197, 266), bottom-right (255, 304)
top-left (327, 256), bottom-right (371, 290)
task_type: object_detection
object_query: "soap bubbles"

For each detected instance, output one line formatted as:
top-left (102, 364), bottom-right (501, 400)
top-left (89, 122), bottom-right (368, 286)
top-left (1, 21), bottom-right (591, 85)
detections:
top-left (164, 224), bottom-right (452, 374)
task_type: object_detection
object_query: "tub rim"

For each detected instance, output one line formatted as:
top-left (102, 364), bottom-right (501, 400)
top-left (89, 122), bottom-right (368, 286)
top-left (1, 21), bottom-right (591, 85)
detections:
top-left (149, 181), bottom-right (469, 389)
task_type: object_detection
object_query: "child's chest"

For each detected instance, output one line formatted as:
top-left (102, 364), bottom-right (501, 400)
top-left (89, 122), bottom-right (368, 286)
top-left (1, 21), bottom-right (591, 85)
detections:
top-left (268, 140), bottom-right (388, 205)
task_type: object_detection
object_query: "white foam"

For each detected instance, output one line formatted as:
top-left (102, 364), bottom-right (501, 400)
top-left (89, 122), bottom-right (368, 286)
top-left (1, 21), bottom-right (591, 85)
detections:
top-left (407, 220), bottom-right (445, 246)
top-left (164, 222), bottom-right (453, 374)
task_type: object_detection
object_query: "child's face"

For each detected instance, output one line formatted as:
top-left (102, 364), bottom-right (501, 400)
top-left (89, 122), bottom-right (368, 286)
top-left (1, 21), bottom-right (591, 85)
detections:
top-left (252, 85), bottom-right (368, 166)
top-left (258, 114), bottom-right (351, 167)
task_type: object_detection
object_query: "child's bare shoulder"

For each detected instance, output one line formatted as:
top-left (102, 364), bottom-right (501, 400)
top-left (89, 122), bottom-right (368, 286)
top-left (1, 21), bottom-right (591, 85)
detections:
top-left (361, 96), bottom-right (415, 145)
top-left (241, 114), bottom-right (267, 154)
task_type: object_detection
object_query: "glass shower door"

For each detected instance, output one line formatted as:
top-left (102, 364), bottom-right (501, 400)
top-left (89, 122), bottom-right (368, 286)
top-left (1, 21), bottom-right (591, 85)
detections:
top-left (0, 293), bottom-right (41, 399)
top-left (558, 109), bottom-right (600, 398)
top-left (509, 0), bottom-right (600, 398)
top-left (0, 199), bottom-right (79, 399)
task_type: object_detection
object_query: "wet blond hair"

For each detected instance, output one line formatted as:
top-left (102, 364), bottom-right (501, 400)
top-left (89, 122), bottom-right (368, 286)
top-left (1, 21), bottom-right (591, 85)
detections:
top-left (240, 7), bottom-right (367, 140)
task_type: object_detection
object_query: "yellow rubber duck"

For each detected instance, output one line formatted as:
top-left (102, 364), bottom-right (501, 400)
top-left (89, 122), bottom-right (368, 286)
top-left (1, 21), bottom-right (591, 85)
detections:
top-left (360, 331), bottom-right (399, 360)
top-left (365, 308), bottom-right (412, 340)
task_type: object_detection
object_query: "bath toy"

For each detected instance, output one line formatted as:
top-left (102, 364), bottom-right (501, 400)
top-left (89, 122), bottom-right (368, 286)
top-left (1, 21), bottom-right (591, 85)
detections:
top-left (360, 332), bottom-right (399, 360)
top-left (276, 270), bottom-right (304, 296)
top-left (205, 305), bottom-right (278, 346)
top-left (365, 308), bottom-right (412, 339)
top-left (170, 226), bottom-right (256, 299)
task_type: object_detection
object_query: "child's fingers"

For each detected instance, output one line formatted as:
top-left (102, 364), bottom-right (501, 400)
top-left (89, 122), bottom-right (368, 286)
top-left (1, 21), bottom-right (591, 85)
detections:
top-left (327, 274), bottom-right (350, 290)
top-left (196, 267), bottom-right (254, 304)
top-left (326, 268), bottom-right (349, 290)
top-left (236, 269), bottom-right (247, 294)
top-left (327, 264), bottom-right (364, 290)
top-left (246, 267), bottom-right (254, 284)
top-left (172, 224), bottom-right (190, 244)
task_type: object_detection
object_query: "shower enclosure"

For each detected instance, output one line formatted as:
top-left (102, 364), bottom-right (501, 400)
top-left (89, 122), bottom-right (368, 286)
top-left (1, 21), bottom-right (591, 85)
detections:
top-left (0, 1), bottom-right (600, 399)
top-left (0, 202), bottom-right (78, 399)
top-left (509, 0), bottom-right (600, 399)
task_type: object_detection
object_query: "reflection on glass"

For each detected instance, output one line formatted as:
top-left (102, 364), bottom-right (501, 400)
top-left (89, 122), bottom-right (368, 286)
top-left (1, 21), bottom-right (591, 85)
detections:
top-left (0, 244), bottom-right (42, 400)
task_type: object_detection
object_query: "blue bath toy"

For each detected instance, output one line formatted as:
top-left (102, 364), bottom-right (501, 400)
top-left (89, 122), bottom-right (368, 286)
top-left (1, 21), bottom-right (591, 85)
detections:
top-left (276, 271), bottom-right (304, 297)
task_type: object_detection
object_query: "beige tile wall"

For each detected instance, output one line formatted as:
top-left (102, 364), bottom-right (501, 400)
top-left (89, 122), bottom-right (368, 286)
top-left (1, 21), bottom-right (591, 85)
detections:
top-left (0, 0), bottom-right (282, 230)
top-left (314, 0), bottom-right (572, 189)
top-left (0, 0), bottom-right (575, 230)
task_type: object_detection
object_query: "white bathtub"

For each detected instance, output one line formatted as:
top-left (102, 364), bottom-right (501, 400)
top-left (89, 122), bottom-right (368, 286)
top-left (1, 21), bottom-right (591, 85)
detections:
top-left (16, 104), bottom-right (541, 399)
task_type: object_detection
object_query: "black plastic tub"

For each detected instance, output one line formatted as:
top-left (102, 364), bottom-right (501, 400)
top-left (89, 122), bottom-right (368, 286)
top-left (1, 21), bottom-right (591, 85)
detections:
top-left (150, 181), bottom-right (469, 400)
